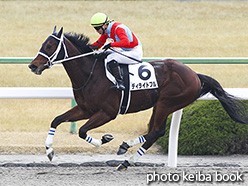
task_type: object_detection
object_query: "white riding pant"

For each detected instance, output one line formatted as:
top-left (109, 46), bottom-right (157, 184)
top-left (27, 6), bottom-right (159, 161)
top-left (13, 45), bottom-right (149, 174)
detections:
top-left (106, 45), bottom-right (143, 65)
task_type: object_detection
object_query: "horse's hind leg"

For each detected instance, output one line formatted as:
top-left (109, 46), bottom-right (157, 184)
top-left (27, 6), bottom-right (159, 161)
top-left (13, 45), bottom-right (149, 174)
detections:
top-left (117, 106), bottom-right (157, 155)
top-left (117, 136), bottom-right (146, 155)
top-left (117, 104), bottom-right (169, 171)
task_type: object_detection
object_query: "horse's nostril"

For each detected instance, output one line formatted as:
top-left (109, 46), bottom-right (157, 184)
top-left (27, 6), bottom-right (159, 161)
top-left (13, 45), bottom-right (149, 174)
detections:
top-left (28, 64), bottom-right (37, 72)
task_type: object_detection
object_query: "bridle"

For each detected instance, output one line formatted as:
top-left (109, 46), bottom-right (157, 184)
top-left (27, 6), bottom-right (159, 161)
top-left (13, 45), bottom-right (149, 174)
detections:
top-left (36, 34), bottom-right (68, 69)
top-left (36, 33), bottom-right (102, 90)
top-left (36, 33), bottom-right (101, 68)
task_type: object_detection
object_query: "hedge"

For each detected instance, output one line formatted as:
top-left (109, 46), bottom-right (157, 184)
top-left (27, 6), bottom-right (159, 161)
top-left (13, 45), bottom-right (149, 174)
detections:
top-left (157, 100), bottom-right (248, 155)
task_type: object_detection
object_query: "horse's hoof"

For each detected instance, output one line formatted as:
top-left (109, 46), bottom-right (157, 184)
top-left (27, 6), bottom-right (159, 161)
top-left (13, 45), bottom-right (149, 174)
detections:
top-left (116, 160), bottom-right (130, 171)
top-left (46, 147), bottom-right (54, 161)
top-left (101, 134), bottom-right (114, 144)
top-left (117, 142), bottom-right (130, 155)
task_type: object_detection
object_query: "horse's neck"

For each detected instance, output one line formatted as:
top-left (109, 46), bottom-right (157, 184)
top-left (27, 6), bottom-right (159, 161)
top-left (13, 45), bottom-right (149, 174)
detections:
top-left (62, 56), bottom-right (97, 89)
top-left (61, 41), bottom-right (94, 89)
top-left (63, 40), bottom-right (104, 89)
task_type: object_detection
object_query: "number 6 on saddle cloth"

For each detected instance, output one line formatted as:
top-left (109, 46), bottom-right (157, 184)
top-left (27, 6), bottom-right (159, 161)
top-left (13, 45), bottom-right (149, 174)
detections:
top-left (105, 60), bottom-right (158, 114)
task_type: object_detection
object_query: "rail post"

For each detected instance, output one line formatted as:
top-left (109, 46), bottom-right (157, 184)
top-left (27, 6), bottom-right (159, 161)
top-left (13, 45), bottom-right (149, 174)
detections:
top-left (168, 109), bottom-right (183, 168)
top-left (70, 99), bottom-right (77, 134)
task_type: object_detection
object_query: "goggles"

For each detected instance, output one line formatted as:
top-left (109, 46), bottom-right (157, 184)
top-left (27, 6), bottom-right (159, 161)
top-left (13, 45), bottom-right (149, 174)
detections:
top-left (94, 26), bottom-right (102, 31)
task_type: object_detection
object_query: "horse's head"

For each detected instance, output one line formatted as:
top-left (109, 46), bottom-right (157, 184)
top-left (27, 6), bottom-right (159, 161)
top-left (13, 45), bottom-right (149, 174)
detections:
top-left (28, 26), bottom-right (67, 75)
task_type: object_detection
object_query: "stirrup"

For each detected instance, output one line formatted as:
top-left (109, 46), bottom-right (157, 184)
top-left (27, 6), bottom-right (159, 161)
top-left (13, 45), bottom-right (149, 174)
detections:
top-left (110, 82), bottom-right (125, 91)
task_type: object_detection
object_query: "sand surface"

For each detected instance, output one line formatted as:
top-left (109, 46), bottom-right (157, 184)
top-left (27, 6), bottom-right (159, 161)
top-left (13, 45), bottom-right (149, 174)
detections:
top-left (0, 154), bottom-right (248, 186)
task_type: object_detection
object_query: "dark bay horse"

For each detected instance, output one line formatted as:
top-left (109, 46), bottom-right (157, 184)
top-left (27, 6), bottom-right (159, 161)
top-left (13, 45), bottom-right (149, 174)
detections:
top-left (29, 27), bottom-right (248, 171)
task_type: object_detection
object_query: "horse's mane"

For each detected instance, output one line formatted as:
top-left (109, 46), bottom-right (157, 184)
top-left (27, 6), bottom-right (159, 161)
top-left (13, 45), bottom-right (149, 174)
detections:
top-left (64, 32), bottom-right (93, 53)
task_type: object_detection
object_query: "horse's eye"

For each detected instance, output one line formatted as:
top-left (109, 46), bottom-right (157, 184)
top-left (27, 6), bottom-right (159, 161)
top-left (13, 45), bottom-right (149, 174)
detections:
top-left (47, 44), bottom-right (52, 49)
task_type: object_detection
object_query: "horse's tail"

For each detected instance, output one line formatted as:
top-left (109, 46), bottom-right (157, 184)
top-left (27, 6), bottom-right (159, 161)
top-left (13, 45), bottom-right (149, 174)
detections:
top-left (197, 73), bottom-right (248, 124)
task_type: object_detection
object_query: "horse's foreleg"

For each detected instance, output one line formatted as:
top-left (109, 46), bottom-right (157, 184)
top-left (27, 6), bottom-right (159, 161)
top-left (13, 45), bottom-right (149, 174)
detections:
top-left (45, 105), bottom-right (91, 161)
top-left (84, 134), bottom-right (114, 147)
top-left (78, 110), bottom-right (114, 147)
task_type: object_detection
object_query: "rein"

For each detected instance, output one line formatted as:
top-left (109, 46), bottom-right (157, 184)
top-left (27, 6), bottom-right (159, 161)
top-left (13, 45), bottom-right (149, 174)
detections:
top-left (52, 50), bottom-right (100, 64)
top-left (73, 58), bottom-right (98, 91)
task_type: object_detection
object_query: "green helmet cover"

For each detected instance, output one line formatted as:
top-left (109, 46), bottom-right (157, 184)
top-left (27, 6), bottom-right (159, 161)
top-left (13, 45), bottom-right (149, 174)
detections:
top-left (91, 13), bottom-right (110, 27)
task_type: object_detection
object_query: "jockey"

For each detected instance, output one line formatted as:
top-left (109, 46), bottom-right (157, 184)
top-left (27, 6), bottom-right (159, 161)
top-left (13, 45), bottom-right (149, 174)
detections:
top-left (90, 12), bottom-right (143, 91)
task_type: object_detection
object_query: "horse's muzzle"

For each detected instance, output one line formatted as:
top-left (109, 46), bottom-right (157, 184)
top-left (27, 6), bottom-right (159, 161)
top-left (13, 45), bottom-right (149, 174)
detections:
top-left (28, 64), bottom-right (38, 73)
top-left (28, 64), bottom-right (47, 75)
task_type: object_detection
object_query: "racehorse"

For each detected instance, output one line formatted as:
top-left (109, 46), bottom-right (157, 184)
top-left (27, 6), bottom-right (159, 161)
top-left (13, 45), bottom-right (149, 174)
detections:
top-left (28, 27), bottom-right (248, 171)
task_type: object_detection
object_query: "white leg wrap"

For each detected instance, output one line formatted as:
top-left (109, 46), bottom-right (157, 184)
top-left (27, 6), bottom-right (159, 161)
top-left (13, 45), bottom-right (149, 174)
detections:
top-left (128, 147), bottom-right (147, 165)
top-left (45, 128), bottom-right (56, 148)
top-left (85, 135), bottom-right (102, 147)
top-left (127, 136), bottom-right (146, 147)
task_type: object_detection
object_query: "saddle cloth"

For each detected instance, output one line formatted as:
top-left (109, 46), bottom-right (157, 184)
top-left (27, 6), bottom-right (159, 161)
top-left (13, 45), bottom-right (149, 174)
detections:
top-left (105, 60), bottom-right (158, 114)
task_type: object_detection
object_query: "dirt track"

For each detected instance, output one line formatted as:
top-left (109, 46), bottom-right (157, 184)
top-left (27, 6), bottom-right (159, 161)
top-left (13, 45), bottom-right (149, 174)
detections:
top-left (1, 166), bottom-right (246, 186)
top-left (0, 154), bottom-right (248, 186)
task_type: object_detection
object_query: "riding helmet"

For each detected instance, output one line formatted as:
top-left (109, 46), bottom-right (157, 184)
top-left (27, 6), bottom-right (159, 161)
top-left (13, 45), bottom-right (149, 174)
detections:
top-left (90, 12), bottom-right (110, 27)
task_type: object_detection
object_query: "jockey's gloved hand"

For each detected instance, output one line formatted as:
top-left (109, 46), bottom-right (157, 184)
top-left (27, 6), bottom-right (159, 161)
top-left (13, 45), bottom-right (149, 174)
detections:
top-left (103, 43), bottom-right (111, 50)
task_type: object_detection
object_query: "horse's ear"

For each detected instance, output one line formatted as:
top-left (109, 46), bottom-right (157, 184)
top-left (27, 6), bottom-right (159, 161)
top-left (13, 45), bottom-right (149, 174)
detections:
top-left (53, 25), bottom-right (57, 34)
top-left (57, 27), bottom-right (63, 38)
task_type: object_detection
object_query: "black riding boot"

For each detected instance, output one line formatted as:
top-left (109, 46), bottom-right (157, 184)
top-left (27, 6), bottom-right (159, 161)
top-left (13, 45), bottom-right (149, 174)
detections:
top-left (108, 60), bottom-right (126, 91)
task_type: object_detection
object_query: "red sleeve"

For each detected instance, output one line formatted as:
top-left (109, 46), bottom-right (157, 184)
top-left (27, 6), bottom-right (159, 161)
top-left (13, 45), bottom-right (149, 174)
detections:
top-left (111, 27), bottom-right (130, 48)
top-left (91, 35), bottom-right (107, 49)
